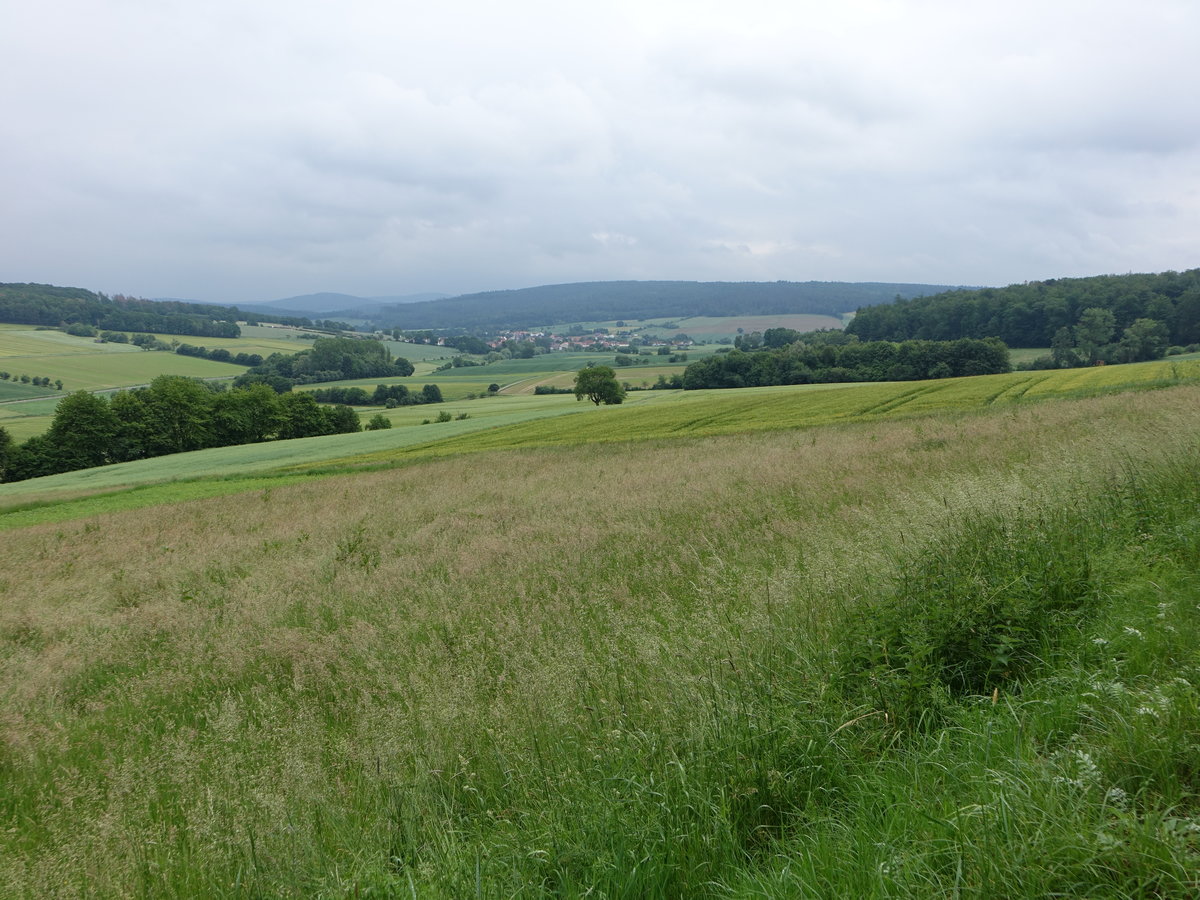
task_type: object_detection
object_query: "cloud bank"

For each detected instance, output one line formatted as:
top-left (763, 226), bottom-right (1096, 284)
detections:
top-left (2, 0), bottom-right (1197, 302)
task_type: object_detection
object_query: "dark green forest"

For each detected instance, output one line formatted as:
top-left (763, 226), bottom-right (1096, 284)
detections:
top-left (845, 269), bottom-right (1200, 349)
top-left (0, 377), bottom-right (361, 483)
top-left (0, 283), bottom-right (331, 337)
top-left (680, 337), bottom-right (1010, 389)
top-left (370, 280), bottom-right (956, 331)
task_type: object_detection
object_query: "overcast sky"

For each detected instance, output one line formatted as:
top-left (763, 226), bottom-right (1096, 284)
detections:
top-left (3, 0), bottom-right (1198, 303)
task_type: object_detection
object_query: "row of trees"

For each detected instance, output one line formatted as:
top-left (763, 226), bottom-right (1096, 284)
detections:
top-left (0, 377), bottom-right (360, 483)
top-left (174, 343), bottom-right (265, 367)
top-left (307, 383), bottom-right (444, 407)
top-left (681, 338), bottom-right (1011, 389)
top-left (846, 269), bottom-right (1200, 348)
top-left (0, 372), bottom-right (63, 390)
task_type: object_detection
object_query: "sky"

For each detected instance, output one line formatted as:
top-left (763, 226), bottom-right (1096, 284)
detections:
top-left (3, 0), bottom-right (1198, 304)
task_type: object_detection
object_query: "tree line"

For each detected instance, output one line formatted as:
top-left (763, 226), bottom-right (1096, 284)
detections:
top-left (845, 269), bottom-right (1200, 348)
top-left (0, 372), bottom-right (63, 391)
top-left (0, 377), bottom-right (361, 483)
top-left (0, 282), bottom-right (349, 340)
top-left (307, 383), bottom-right (444, 407)
top-left (681, 337), bottom-right (1011, 389)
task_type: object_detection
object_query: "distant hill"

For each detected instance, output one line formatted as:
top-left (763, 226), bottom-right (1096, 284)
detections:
top-left (370, 281), bottom-right (958, 331)
top-left (241, 291), bottom-right (449, 318)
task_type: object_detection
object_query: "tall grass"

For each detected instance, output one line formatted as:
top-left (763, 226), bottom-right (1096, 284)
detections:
top-left (1, 386), bottom-right (1199, 895)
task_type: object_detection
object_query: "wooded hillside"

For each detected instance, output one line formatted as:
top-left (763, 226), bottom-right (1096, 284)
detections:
top-left (370, 280), bottom-right (956, 331)
top-left (846, 269), bottom-right (1200, 348)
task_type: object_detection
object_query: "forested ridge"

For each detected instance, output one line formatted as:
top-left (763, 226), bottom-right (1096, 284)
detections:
top-left (846, 269), bottom-right (1200, 348)
top-left (371, 280), bottom-right (956, 331)
top-left (0, 283), bottom-right (322, 337)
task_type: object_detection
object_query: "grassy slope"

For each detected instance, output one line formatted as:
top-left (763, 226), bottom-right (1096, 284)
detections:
top-left (2, 359), bottom-right (1198, 528)
top-left (0, 328), bottom-right (248, 390)
top-left (2, 363), bottom-right (1200, 896)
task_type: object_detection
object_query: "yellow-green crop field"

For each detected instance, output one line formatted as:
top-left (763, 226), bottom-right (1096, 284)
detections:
top-left (3, 357), bottom-right (1197, 530)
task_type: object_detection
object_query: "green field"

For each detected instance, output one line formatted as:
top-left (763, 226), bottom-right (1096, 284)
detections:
top-left (4, 349), bottom-right (1200, 897)
top-left (3, 358), bottom-right (1197, 523)
top-left (302, 347), bottom-right (718, 398)
top-left (0, 382), bottom-right (55, 401)
top-left (0, 327), bottom-right (248, 392)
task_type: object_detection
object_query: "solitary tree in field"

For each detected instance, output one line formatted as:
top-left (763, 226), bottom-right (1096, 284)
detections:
top-left (574, 365), bottom-right (625, 406)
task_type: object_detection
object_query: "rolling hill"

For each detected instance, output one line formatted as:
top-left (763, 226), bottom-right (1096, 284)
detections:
top-left (369, 279), bottom-right (959, 331)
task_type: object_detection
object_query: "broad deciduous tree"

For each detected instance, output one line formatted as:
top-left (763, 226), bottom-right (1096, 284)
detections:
top-left (574, 365), bottom-right (626, 405)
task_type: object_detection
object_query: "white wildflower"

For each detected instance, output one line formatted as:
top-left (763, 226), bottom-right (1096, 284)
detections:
top-left (1105, 786), bottom-right (1129, 809)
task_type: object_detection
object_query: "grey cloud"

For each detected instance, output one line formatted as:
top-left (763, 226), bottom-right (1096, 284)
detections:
top-left (1, 0), bottom-right (1198, 301)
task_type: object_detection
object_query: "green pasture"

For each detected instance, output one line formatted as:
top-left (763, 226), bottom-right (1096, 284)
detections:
top-left (294, 375), bottom-right (498, 402)
top-left (0, 327), bottom-right (143, 360)
top-left (0, 325), bottom-right (249, 393)
top-left (16, 351), bottom-right (244, 392)
top-left (646, 313), bottom-right (843, 339)
top-left (1008, 346), bottom-right (1051, 365)
top-left (0, 382), bottom-right (55, 401)
top-left (0, 409), bottom-right (56, 442)
top-left (516, 365), bottom-right (687, 393)
top-left (0, 396), bottom-right (589, 521)
top-left (379, 340), bottom-right (456, 362)
top-left (147, 327), bottom-right (302, 358)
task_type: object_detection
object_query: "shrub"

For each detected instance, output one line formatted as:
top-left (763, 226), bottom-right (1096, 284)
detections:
top-left (839, 506), bottom-right (1100, 728)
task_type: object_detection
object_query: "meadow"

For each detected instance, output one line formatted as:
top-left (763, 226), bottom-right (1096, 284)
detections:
top-left (2, 357), bottom-right (1200, 897)
top-left (2, 358), bottom-right (1198, 526)
top-left (0, 325), bottom-right (275, 391)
